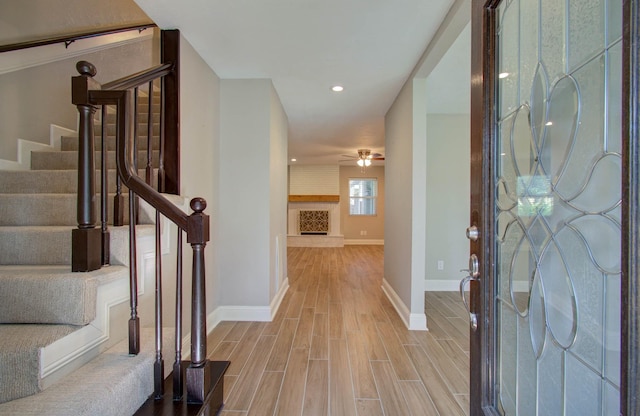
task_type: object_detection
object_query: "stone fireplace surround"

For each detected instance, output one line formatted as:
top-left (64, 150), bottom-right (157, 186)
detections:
top-left (287, 195), bottom-right (344, 247)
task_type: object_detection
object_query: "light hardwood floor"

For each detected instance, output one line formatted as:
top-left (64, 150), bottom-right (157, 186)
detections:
top-left (208, 246), bottom-right (470, 416)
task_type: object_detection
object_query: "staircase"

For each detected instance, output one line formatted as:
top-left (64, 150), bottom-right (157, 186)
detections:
top-left (0, 96), bottom-right (175, 414)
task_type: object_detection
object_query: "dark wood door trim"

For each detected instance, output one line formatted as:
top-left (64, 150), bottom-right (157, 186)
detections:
top-left (469, 1), bottom-right (498, 414)
top-left (622, 0), bottom-right (639, 413)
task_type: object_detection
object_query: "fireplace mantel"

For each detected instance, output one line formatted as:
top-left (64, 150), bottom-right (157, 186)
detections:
top-left (288, 195), bottom-right (339, 203)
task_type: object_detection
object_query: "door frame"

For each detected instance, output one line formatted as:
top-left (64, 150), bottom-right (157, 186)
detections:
top-left (468, 0), bottom-right (640, 414)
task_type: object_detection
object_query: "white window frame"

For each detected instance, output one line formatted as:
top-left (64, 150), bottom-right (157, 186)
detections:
top-left (349, 178), bottom-right (377, 216)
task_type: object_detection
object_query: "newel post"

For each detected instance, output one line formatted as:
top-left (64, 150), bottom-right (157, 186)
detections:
top-left (71, 61), bottom-right (101, 272)
top-left (186, 197), bottom-right (211, 403)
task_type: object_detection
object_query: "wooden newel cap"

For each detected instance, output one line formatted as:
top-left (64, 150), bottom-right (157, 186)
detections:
top-left (76, 61), bottom-right (97, 77)
top-left (190, 197), bottom-right (206, 213)
top-left (187, 198), bottom-right (210, 245)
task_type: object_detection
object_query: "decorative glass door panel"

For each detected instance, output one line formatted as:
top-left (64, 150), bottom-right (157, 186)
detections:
top-left (494, 0), bottom-right (621, 414)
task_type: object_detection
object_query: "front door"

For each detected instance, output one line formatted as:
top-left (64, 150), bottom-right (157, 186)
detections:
top-left (467, 0), bottom-right (638, 414)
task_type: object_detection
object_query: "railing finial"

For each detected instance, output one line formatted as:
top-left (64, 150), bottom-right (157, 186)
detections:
top-left (76, 60), bottom-right (97, 77)
top-left (191, 197), bottom-right (206, 213)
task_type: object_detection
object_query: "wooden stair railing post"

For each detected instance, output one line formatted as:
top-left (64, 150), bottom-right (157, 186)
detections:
top-left (186, 197), bottom-right (211, 403)
top-left (160, 30), bottom-right (179, 194)
top-left (71, 61), bottom-right (102, 272)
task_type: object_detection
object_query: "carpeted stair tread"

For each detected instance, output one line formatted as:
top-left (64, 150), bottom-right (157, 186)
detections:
top-left (60, 135), bottom-right (160, 152)
top-left (104, 123), bottom-right (160, 137)
top-left (0, 329), bottom-right (171, 416)
top-left (31, 150), bottom-right (160, 170)
top-left (0, 226), bottom-right (72, 265)
top-left (0, 169), bottom-right (155, 194)
top-left (0, 323), bottom-right (81, 404)
top-left (0, 225), bottom-right (155, 266)
top-left (105, 111), bottom-right (161, 124)
top-left (0, 265), bottom-right (128, 325)
top-left (0, 193), bottom-right (153, 226)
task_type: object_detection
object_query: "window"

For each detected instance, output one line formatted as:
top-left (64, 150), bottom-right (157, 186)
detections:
top-left (349, 178), bottom-right (377, 215)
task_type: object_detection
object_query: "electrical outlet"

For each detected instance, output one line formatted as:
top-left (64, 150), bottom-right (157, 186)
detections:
top-left (437, 260), bottom-right (444, 270)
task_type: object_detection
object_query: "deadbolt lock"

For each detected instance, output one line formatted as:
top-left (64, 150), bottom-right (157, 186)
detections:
top-left (466, 225), bottom-right (479, 241)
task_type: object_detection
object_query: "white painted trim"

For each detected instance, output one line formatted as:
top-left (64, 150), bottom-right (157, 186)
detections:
top-left (409, 312), bottom-right (428, 331)
top-left (425, 279), bottom-right (460, 291)
top-left (270, 277), bottom-right (290, 320)
top-left (381, 278), bottom-right (427, 330)
top-left (40, 269), bottom-right (129, 386)
top-left (205, 306), bottom-right (270, 330)
top-left (0, 30), bottom-right (153, 75)
top-left (205, 278), bottom-right (290, 333)
top-left (0, 124), bottom-right (75, 170)
top-left (40, 225), bottom-right (160, 386)
top-left (344, 239), bottom-right (384, 245)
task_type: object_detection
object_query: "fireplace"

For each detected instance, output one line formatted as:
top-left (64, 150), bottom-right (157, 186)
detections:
top-left (287, 197), bottom-right (344, 247)
top-left (299, 210), bottom-right (329, 235)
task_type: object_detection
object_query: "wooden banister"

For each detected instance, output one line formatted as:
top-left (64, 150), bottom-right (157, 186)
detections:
top-left (71, 29), bottom-right (221, 408)
top-left (0, 23), bottom-right (156, 53)
top-left (101, 63), bottom-right (173, 91)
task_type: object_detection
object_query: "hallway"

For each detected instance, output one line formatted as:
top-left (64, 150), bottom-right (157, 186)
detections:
top-left (208, 246), bottom-right (469, 415)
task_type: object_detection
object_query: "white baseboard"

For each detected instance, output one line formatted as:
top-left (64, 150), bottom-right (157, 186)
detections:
top-left (381, 278), bottom-right (427, 331)
top-left (425, 279), bottom-right (461, 291)
top-left (0, 124), bottom-right (75, 170)
top-left (270, 278), bottom-right (290, 320)
top-left (344, 239), bottom-right (384, 245)
top-left (205, 278), bottom-right (290, 332)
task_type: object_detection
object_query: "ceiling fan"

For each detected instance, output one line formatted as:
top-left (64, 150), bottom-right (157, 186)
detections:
top-left (339, 149), bottom-right (385, 168)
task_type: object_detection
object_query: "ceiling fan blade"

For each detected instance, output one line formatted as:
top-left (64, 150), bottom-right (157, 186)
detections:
top-left (371, 157), bottom-right (385, 160)
top-left (371, 153), bottom-right (383, 158)
top-left (340, 154), bottom-right (357, 158)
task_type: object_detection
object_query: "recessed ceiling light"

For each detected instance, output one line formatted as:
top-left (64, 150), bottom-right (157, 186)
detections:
top-left (545, 121), bottom-right (553, 126)
top-left (290, 158), bottom-right (297, 162)
top-left (331, 85), bottom-right (344, 92)
top-left (499, 72), bottom-right (509, 79)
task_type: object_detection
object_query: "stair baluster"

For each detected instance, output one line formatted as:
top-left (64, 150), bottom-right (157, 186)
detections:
top-left (146, 80), bottom-right (154, 186)
top-left (173, 230), bottom-right (184, 400)
top-left (154, 209), bottom-right (164, 398)
top-left (100, 105), bottom-right (110, 265)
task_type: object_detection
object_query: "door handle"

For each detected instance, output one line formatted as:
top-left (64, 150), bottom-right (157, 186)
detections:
top-left (460, 274), bottom-right (478, 331)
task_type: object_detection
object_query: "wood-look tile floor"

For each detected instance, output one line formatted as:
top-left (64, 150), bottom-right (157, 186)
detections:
top-left (208, 246), bottom-right (470, 416)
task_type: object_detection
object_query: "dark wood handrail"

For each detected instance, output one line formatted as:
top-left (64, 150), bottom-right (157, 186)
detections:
top-left (93, 88), bottom-right (188, 231)
top-left (0, 23), bottom-right (156, 53)
top-left (102, 63), bottom-right (173, 91)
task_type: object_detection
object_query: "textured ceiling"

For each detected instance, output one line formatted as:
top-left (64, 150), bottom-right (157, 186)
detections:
top-left (134, 0), bottom-right (464, 164)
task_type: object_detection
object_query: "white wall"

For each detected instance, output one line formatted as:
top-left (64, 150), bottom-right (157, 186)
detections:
top-left (269, 85), bottom-right (289, 301)
top-left (289, 165), bottom-right (339, 194)
top-left (425, 114), bottom-right (470, 290)
top-left (384, 78), bottom-right (427, 330)
top-left (178, 34), bottom-right (220, 319)
top-left (384, 0), bottom-right (470, 330)
top-left (218, 79), bottom-right (288, 315)
top-left (0, 0), bottom-right (151, 44)
top-left (0, 36), bottom-right (158, 161)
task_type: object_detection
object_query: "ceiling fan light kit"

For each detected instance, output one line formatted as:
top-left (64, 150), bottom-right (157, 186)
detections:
top-left (338, 148), bottom-right (385, 171)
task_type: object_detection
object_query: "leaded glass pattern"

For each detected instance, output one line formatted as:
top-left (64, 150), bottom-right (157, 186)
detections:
top-left (495, 0), bottom-right (622, 414)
